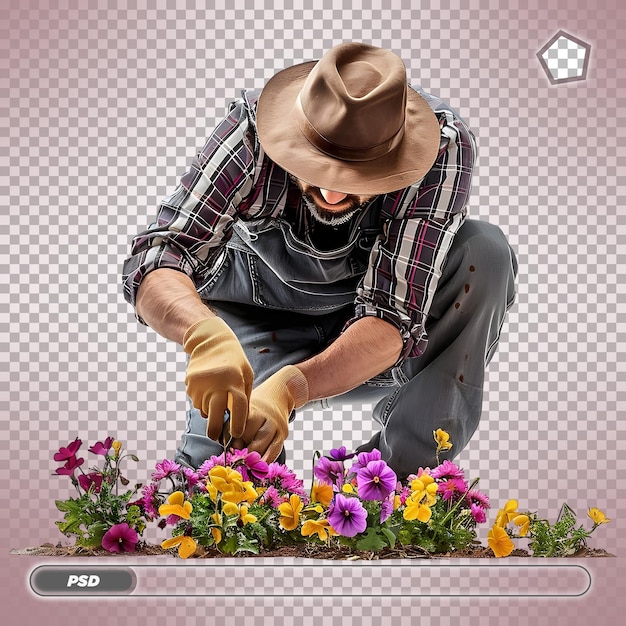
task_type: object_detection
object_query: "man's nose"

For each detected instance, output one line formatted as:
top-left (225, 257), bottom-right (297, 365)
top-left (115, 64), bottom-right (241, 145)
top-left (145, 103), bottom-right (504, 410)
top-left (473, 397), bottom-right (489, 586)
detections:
top-left (320, 189), bottom-right (348, 204)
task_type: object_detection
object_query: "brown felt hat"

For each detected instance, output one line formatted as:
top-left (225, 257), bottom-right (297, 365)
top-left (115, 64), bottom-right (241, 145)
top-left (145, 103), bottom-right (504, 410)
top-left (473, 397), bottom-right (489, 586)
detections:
top-left (256, 42), bottom-right (441, 195)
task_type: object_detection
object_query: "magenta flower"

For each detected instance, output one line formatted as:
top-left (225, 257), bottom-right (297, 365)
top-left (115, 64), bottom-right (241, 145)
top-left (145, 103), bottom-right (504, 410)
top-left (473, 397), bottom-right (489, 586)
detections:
top-left (53, 438), bottom-right (82, 462)
top-left (151, 459), bottom-right (181, 481)
top-left (141, 482), bottom-right (160, 519)
top-left (88, 437), bottom-right (114, 456)
top-left (327, 494), bottom-right (368, 537)
top-left (438, 478), bottom-right (468, 501)
top-left (78, 472), bottom-right (103, 493)
top-left (101, 523), bottom-right (139, 553)
top-left (465, 488), bottom-right (490, 510)
top-left (182, 467), bottom-right (200, 490)
top-left (356, 460), bottom-right (397, 501)
top-left (313, 457), bottom-right (344, 488)
top-left (470, 503), bottom-right (487, 524)
top-left (55, 455), bottom-right (84, 476)
top-left (430, 460), bottom-right (465, 481)
top-left (243, 451), bottom-right (270, 481)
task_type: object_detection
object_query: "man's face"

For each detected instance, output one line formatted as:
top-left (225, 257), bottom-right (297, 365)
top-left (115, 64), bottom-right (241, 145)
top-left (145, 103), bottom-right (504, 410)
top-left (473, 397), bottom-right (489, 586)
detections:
top-left (291, 177), bottom-right (375, 226)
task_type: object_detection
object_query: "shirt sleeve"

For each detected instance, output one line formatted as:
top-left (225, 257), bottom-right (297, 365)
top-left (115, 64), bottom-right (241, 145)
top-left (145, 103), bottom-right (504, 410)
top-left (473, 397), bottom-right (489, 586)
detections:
top-left (350, 107), bottom-right (477, 360)
top-left (121, 98), bottom-right (257, 319)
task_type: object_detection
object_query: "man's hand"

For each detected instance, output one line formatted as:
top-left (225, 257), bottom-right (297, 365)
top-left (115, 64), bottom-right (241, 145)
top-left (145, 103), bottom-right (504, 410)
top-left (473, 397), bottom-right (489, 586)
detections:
top-left (183, 317), bottom-right (254, 441)
top-left (234, 365), bottom-right (309, 462)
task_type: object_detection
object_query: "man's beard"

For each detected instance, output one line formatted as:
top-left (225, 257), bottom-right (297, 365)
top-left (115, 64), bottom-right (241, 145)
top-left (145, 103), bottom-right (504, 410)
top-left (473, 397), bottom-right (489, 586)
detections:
top-left (290, 177), bottom-right (375, 226)
top-left (301, 192), bottom-right (367, 226)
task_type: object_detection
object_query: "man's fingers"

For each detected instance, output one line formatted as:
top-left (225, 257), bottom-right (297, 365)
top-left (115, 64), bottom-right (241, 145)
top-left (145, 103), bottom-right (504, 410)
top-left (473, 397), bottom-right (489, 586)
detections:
top-left (262, 437), bottom-right (284, 464)
top-left (206, 391), bottom-right (229, 440)
top-left (227, 391), bottom-right (249, 438)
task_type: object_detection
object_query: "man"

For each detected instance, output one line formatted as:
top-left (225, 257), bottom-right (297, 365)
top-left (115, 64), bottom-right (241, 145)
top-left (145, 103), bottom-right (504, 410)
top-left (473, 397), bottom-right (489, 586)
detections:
top-left (122, 42), bottom-right (517, 480)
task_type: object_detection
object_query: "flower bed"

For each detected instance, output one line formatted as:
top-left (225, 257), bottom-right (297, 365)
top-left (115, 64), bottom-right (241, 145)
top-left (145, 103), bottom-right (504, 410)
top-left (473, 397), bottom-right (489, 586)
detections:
top-left (50, 431), bottom-right (611, 559)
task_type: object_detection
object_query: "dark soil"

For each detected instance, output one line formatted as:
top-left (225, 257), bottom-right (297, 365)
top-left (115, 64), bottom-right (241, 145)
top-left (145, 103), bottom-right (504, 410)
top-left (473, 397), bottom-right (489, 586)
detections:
top-left (10, 542), bottom-right (614, 560)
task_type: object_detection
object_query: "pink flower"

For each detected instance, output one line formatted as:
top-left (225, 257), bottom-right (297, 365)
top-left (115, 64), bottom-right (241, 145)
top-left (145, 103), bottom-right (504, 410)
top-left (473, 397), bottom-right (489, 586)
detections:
top-left (438, 478), bottom-right (468, 501)
top-left (53, 438), bottom-right (82, 462)
top-left (470, 503), bottom-right (487, 524)
top-left (151, 459), bottom-right (181, 481)
top-left (88, 437), bottom-right (114, 456)
top-left (141, 483), bottom-right (160, 519)
top-left (101, 523), bottom-right (139, 553)
top-left (55, 455), bottom-right (84, 476)
top-left (78, 472), bottom-right (103, 493)
top-left (430, 460), bottom-right (465, 481)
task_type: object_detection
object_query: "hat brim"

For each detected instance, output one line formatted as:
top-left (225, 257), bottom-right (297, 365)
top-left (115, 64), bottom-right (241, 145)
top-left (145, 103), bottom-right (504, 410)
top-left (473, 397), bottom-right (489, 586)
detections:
top-left (256, 61), bottom-right (441, 196)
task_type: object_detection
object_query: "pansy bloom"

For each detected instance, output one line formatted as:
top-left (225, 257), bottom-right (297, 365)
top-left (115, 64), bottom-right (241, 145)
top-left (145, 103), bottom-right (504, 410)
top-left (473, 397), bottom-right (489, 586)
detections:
top-left (88, 437), bottom-right (114, 456)
top-left (327, 494), bottom-right (367, 537)
top-left (356, 460), bottom-right (397, 501)
top-left (158, 491), bottom-right (192, 520)
top-left (102, 523), bottom-right (139, 553)
top-left (161, 535), bottom-right (197, 559)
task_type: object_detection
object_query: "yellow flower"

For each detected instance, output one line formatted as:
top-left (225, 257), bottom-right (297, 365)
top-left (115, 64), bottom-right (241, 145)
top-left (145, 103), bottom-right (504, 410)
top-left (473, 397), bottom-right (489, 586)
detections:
top-left (222, 501), bottom-right (239, 516)
top-left (433, 429), bottom-right (453, 452)
top-left (158, 491), bottom-right (193, 519)
top-left (588, 508), bottom-right (610, 525)
top-left (220, 481), bottom-right (258, 506)
top-left (278, 494), bottom-right (303, 531)
top-left (487, 525), bottom-right (515, 558)
top-left (239, 505), bottom-right (257, 526)
top-left (512, 514), bottom-right (530, 537)
top-left (112, 440), bottom-right (122, 458)
top-left (301, 518), bottom-right (338, 541)
top-left (161, 535), bottom-right (197, 559)
top-left (393, 495), bottom-right (402, 510)
top-left (495, 499), bottom-right (519, 528)
top-left (311, 481), bottom-right (334, 507)
top-left (410, 475), bottom-right (438, 507)
top-left (342, 483), bottom-right (355, 494)
top-left (208, 466), bottom-right (245, 493)
top-left (210, 513), bottom-right (222, 545)
top-left (403, 492), bottom-right (433, 523)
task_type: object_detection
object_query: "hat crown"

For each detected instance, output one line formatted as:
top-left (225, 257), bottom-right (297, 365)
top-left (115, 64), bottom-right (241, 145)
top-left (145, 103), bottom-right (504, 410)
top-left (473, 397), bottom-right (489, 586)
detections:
top-left (296, 43), bottom-right (408, 156)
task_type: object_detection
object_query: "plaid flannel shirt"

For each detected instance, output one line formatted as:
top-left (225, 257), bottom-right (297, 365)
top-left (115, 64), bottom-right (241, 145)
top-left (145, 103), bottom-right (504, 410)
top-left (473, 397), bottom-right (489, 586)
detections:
top-left (122, 87), bottom-right (477, 359)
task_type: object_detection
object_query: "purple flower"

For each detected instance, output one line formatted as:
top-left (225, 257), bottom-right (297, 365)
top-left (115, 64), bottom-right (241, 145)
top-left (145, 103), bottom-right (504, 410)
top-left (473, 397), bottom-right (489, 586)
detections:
top-left (314, 457), bottom-right (344, 488)
top-left (55, 455), bottom-right (84, 476)
top-left (329, 446), bottom-right (356, 461)
top-left (151, 459), bottom-right (181, 481)
top-left (53, 438), bottom-right (82, 462)
top-left (78, 472), bottom-right (103, 493)
top-left (101, 523), bottom-right (139, 553)
top-left (327, 494), bottom-right (368, 538)
top-left (356, 460), bottom-right (397, 501)
top-left (350, 449), bottom-right (382, 472)
top-left (260, 485), bottom-right (286, 508)
top-left (470, 503), bottom-right (487, 524)
top-left (380, 495), bottom-right (394, 523)
top-left (438, 478), bottom-right (469, 501)
top-left (88, 437), bottom-right (114, 456)
top-left (430, 460), bottom-right (465, 481)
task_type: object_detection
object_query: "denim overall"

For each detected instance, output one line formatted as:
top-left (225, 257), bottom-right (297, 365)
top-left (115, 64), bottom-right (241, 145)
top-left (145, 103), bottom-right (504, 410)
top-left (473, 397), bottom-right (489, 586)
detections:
top-left (174, 188), bottom-right (518, 479)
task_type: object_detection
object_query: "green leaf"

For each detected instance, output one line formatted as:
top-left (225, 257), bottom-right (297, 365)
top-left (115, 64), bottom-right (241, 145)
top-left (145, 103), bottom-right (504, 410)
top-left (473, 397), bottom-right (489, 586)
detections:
top-left (381, 526), bottom-right (397, 549)
top-left (355, 527), bottom-right (387, 552)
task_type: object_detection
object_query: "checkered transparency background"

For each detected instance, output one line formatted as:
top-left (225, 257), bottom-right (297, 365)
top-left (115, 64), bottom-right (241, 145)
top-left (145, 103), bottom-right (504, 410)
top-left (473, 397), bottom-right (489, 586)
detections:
top-left (1, 0), bottom-right (625, 624)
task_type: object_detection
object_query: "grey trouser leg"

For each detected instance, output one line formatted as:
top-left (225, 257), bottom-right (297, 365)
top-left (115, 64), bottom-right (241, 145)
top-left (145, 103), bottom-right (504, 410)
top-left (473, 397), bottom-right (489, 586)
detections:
top-left (356, 219), bottom-right (518, 479)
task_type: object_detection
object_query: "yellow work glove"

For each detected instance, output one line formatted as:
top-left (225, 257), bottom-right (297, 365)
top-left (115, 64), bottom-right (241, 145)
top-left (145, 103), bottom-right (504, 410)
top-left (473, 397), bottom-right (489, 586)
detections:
top-left (237, 365), bottom-right (309, 462)
top-left (183, 317), bottom-right (254, 441)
